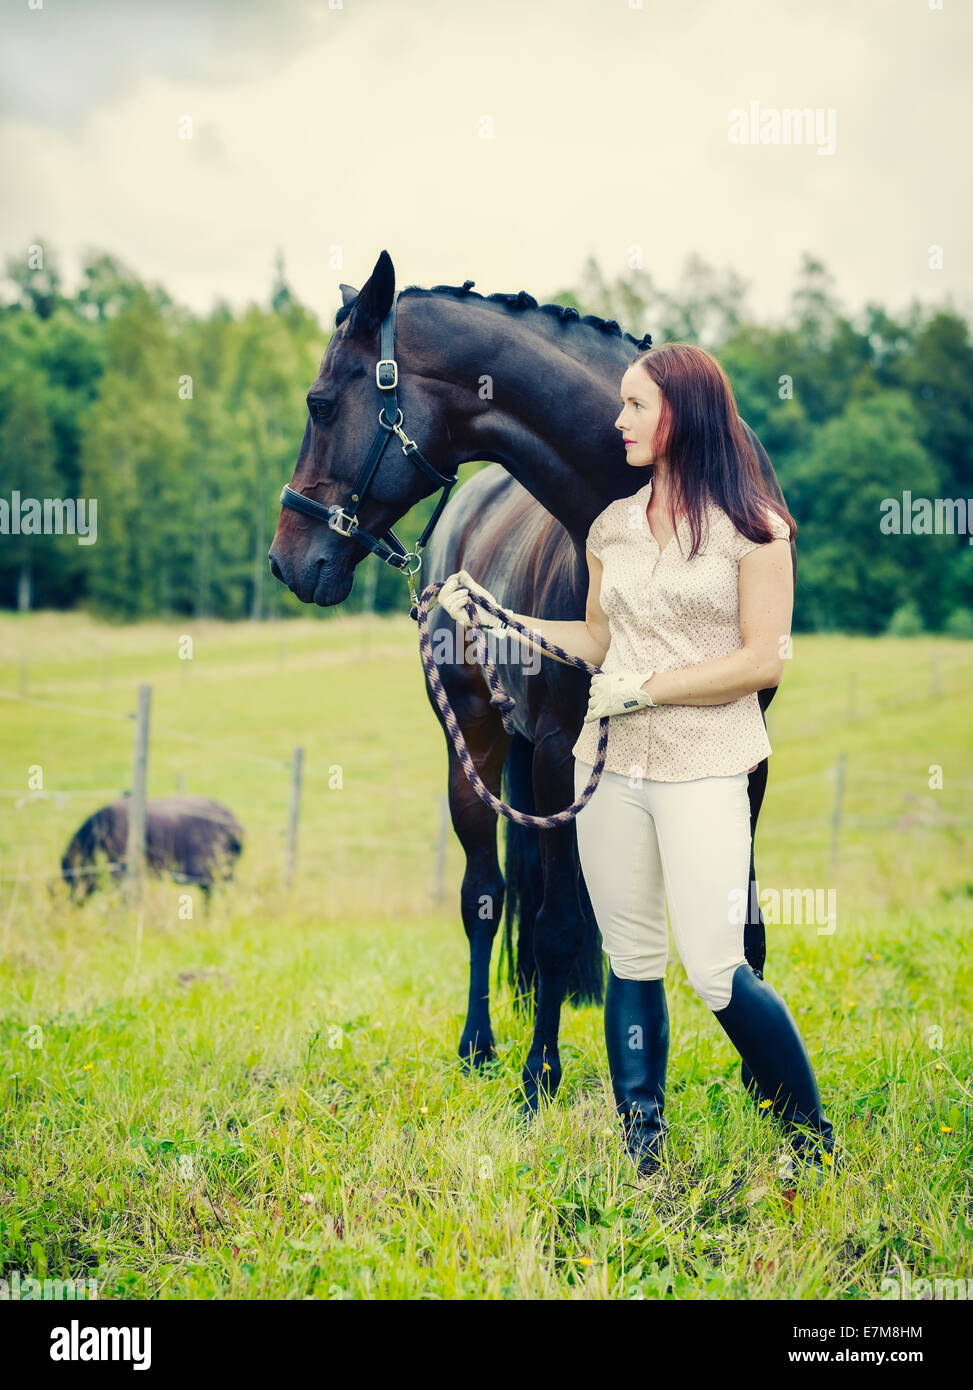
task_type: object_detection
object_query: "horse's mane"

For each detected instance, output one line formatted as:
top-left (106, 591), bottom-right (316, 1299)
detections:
top-left (335, 279), bottom-right (653, 353)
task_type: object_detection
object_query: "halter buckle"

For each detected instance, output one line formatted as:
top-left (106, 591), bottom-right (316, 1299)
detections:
top-left (327, 506), bottom-right (359, 538)
top-left (376, 359), bottom-right (398, 390)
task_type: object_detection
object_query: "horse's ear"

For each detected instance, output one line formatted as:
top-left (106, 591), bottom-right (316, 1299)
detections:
top-left (346, 250), bottom-right (395, 335)
top-left (339, 283), bottom-right (359, 306)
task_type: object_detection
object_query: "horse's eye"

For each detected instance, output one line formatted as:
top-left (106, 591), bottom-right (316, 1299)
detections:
top-left (308, 398), bottom-right (335, 423)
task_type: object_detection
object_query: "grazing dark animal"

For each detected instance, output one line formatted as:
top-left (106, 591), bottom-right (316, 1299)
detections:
top-left (61, 796), bottom-right (243, 899)
top-left (268, 251), bottom-right (794, 1113)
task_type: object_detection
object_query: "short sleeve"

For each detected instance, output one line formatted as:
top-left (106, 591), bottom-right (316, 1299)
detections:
top-left (733, 506), bottom-right (791, 560)
top-left (585, 509), bottom-right (609, 560)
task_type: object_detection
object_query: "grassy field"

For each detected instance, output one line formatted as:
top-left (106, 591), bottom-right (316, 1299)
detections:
top-left (0, 610), bottom-right (971, 1300)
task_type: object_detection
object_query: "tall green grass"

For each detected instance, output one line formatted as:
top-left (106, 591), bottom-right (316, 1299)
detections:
top-left (0, 613), bottom-right (970, 1299)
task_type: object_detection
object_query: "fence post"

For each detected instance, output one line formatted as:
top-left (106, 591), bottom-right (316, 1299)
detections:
top-left (125, 684), bottom-right (152, 902)
top-left (434, 793), bottom-right (449, 902)
top-left (829, 752), bottom-right (845, 874)
top-left (284, 747), bottom-right (304, 889)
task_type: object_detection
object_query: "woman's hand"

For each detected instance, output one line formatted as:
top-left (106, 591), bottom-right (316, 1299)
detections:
top-left (584, 669), bottom-right (656, 722)
top-left (437, 569), bottom-right (507, 631)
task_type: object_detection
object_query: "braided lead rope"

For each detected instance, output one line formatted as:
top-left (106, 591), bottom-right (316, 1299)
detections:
top-left (413, 579), bottom-right (610, 827)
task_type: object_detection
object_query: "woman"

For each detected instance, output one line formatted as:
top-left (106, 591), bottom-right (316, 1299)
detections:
top-left (436, 342), bottom-right (838, 1186)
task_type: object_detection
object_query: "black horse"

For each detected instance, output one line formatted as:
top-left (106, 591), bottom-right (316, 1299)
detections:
top-left (61, 796), bottom-right (243, 899)
top-left (269, 250), bottom-right (794, 1112)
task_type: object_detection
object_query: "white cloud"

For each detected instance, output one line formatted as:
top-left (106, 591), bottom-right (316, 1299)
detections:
top-left (1, 0), bottom-right (969, 328)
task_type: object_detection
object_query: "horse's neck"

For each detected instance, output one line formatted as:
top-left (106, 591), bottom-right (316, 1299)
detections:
top-left (412, 298), bottom-right (638, 537)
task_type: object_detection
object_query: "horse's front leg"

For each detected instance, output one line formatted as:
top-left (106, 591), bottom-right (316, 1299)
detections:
top-left (520, 730), bottom-right (589, 1116)
top-left (446, 737), bottom-right (510, 1073)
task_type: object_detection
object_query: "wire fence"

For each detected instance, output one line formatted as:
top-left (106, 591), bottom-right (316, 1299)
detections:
top-left (0, 679), bottom-right (431, 894)
top-left (1, 645), bottom-right (970, 891)
top-left (762, 751), bottom-right (972, 871)
top-left (0, 678), bottom-right (307, 891)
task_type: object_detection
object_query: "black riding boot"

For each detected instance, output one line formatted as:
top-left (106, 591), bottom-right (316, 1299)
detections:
top-left (604, 969), bottom-right (669, 1176)
top-left (713, 962), bottom-right (838, 1179)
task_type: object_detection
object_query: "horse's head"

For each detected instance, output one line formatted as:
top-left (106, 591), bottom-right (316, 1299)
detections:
top-left (268, 250), bottom-right (455, 606)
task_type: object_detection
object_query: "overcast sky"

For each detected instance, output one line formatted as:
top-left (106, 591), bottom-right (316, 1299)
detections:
top-left (1, 0), bottom-right (969, 330)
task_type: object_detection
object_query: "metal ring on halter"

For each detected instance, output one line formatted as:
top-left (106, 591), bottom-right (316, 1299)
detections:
top-left (379, 406), bottom-right (403, 432)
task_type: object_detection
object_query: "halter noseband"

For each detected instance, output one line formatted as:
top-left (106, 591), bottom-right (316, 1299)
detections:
top-left (278, 290), bottom-right (459, 583)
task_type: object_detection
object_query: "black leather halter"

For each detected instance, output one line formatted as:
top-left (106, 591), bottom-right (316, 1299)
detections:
top-left (279, 291), bottom-right (459, 579)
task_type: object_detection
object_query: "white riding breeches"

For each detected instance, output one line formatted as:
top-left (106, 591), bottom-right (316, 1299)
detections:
top-left (572, 759), bottom-right (753, 1011)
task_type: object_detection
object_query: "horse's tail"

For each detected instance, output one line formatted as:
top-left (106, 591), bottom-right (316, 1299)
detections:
top-left (496, 731), bottom-right (543, 1003)
top-left (496, 731), bottom-right (604, 1008)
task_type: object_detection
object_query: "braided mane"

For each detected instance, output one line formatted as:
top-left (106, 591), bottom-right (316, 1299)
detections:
top-left (335, 277), bottom-right (653, 352)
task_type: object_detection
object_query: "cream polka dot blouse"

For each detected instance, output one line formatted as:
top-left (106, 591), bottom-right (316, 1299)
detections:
top-left (571, 475), bottom-right (792, 782)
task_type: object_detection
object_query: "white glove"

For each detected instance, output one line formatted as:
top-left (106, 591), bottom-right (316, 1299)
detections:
top-left (437, 569), bottom-right (507, 631)
top-left (584, 669), bottom-right (656, 722)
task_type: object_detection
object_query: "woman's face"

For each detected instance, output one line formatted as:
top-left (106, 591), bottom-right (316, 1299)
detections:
top-left (614, 367), bottom-right (665, 469)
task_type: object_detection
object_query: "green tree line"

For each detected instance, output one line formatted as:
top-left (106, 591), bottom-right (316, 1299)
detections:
top-left (1, 245), bottom-right (970, 634)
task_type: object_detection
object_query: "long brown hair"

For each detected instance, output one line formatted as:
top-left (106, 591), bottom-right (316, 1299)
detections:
top-left (632, 342), bottom-right (795, 560)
